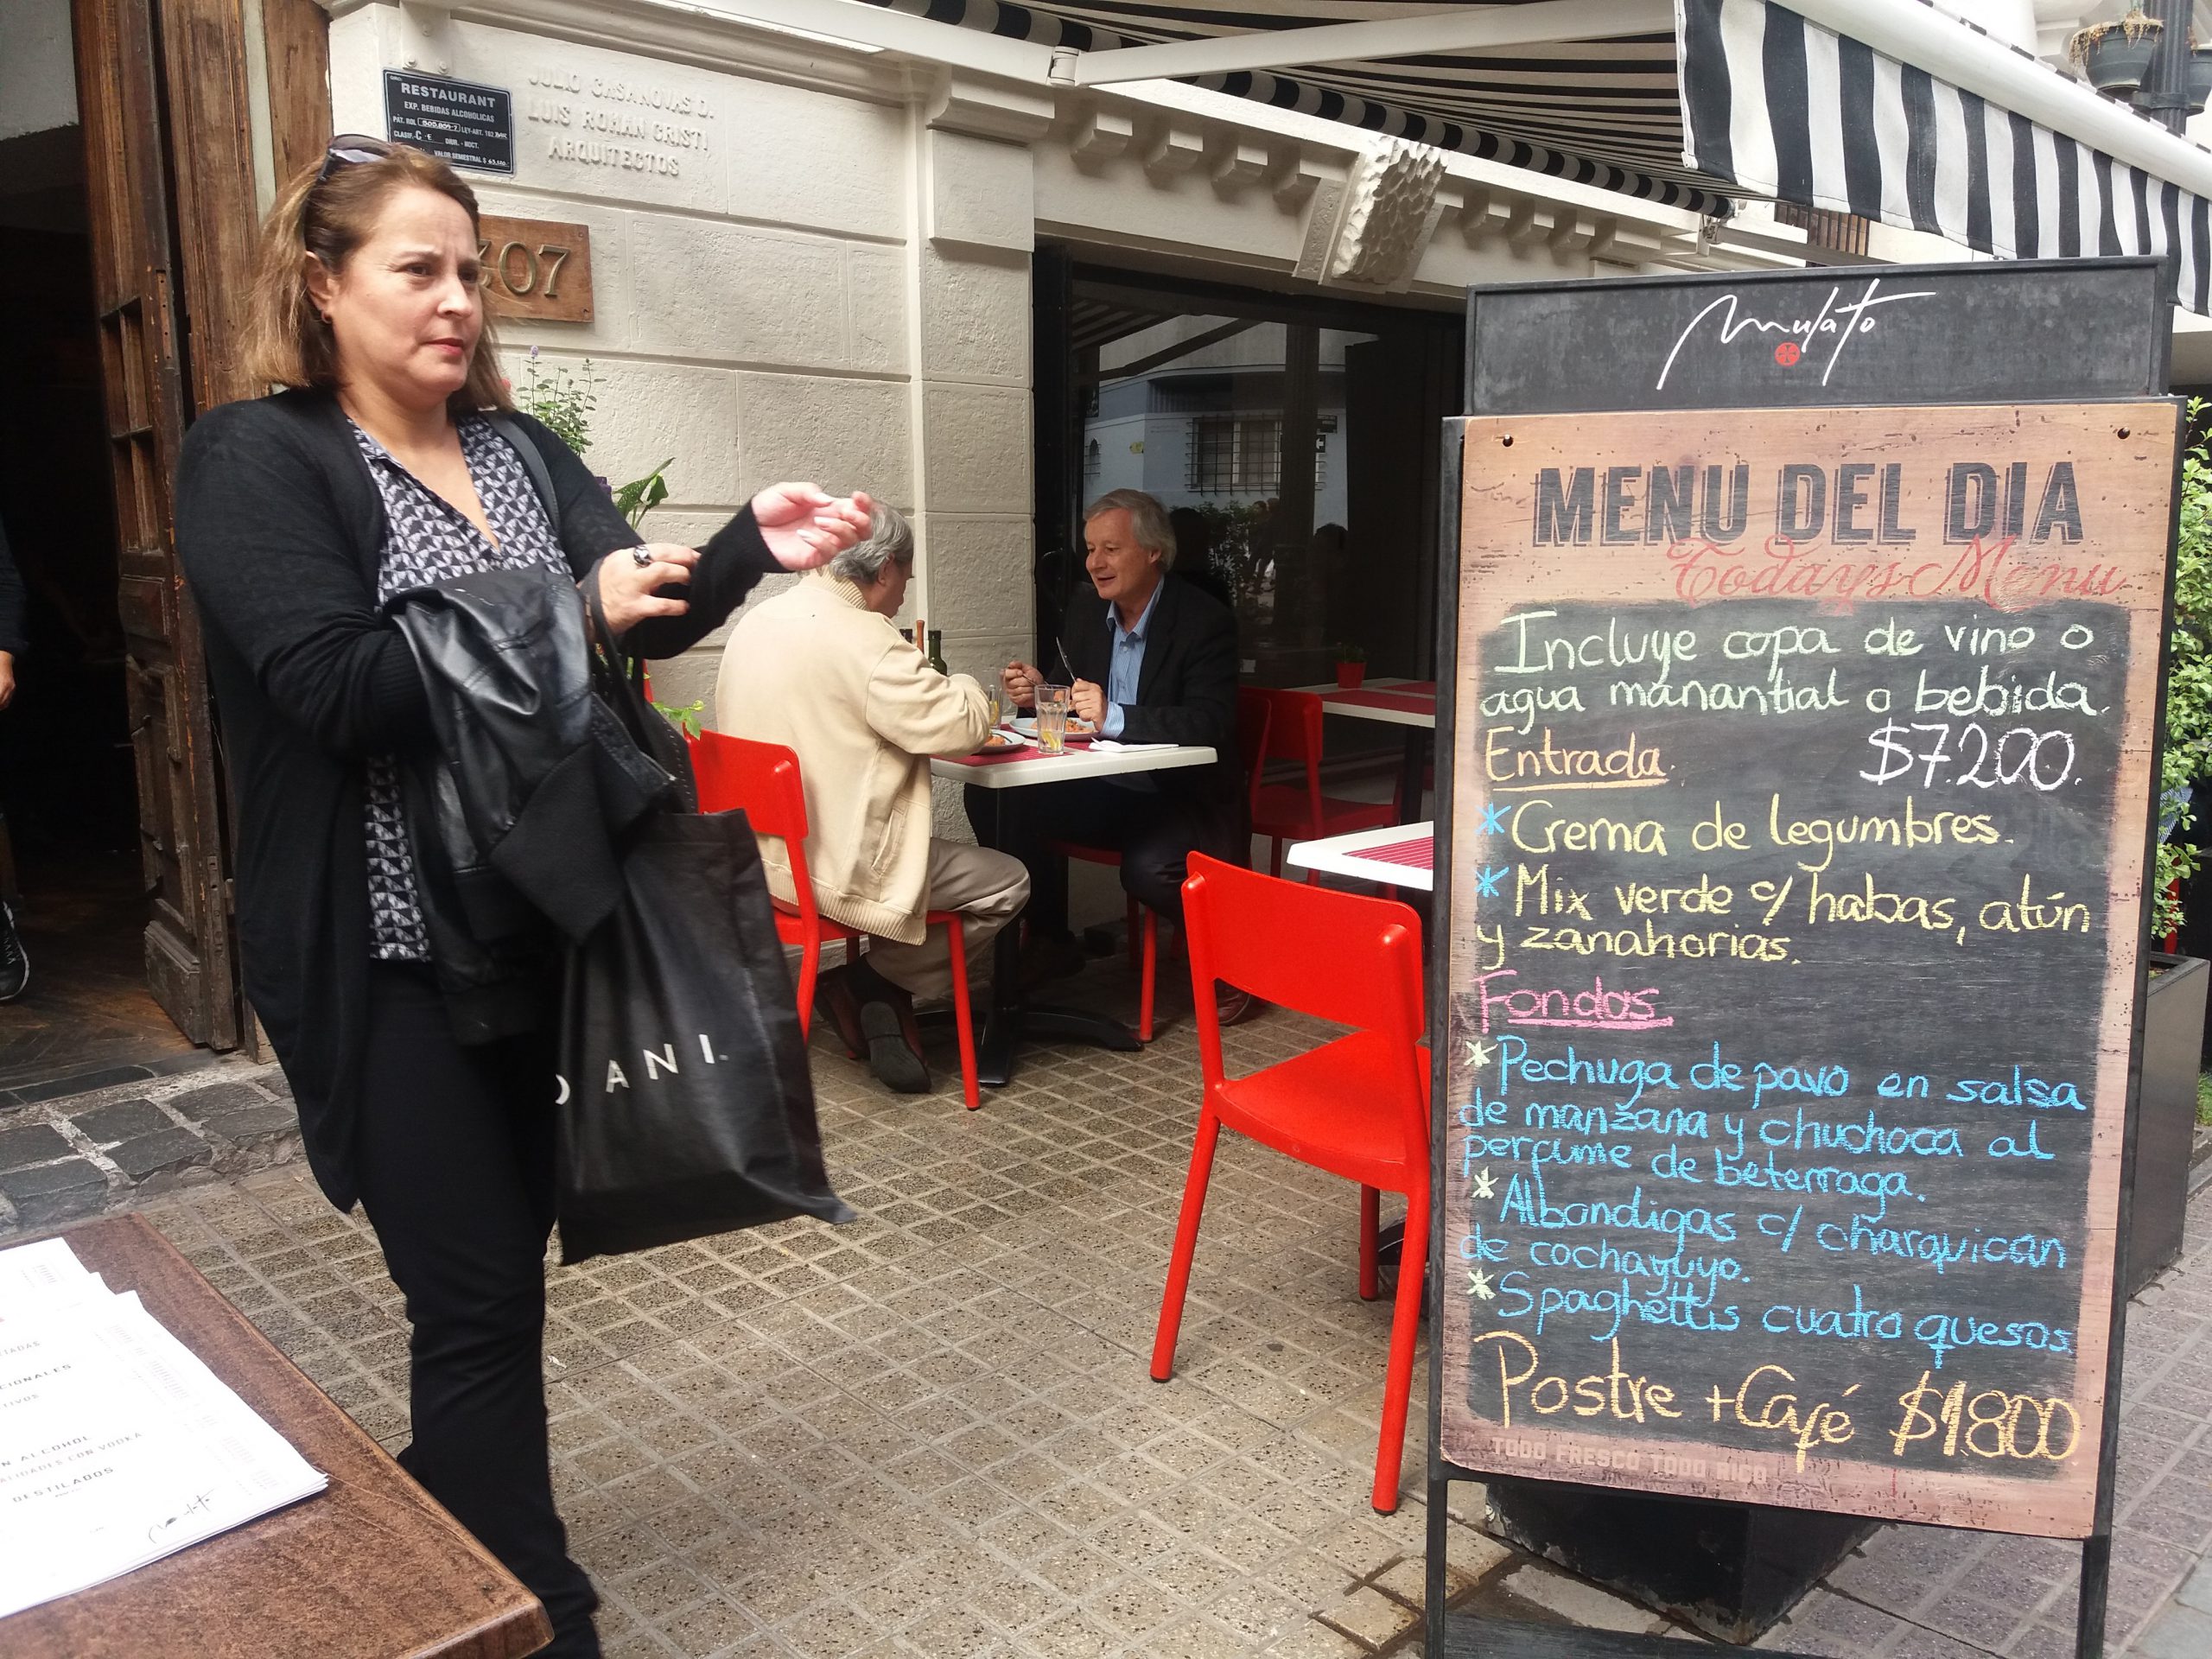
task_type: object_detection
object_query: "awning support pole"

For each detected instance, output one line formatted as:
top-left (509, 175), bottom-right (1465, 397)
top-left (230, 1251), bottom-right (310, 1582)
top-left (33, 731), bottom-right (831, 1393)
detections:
top-left (1060, 0), bottom-right (1673, 87)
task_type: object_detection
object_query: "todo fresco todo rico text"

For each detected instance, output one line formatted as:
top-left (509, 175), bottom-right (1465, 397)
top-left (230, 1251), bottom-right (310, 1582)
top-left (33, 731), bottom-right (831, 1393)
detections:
top-left (1452, 444), bottom-right (2139, 1485)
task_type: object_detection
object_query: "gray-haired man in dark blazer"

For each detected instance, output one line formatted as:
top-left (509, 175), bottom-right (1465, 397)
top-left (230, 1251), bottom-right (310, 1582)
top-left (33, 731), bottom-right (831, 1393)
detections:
top-left (970, 488), bottom-right (1255, 1024)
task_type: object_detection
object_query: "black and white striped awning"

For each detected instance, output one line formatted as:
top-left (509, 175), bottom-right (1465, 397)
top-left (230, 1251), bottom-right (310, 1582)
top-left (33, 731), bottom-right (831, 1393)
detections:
top-left (1681, 0), bottom-right (2212, 313)
top-left (851, 0), bottom-right (2212, 314)
top-left (859, 0), bottom-right (1734, 214)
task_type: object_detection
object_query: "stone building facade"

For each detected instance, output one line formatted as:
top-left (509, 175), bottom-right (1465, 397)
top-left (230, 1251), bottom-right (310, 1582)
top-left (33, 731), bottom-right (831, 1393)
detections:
top-left (323, 0), bottom-right (1709, 823)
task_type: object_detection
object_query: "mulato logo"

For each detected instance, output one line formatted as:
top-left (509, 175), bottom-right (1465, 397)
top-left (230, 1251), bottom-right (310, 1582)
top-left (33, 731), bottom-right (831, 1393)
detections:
top-left (1656, 276), bottom-right (1937, 391)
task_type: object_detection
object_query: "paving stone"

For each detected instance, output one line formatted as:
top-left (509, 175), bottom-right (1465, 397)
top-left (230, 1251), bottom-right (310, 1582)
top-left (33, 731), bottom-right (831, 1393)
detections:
top-left (107, 1128), bottom-right (215, 1181)
top-left (0, 1158), bottom-right (109, 1227)
top-left (2139, 1605), bottom-right (2212, 1659)
top-left (167, 1082), bottom-right (276, 1120)
top-left (0, 1122), bottom-right (72, 1170)
top-left (201, 1103), bottom-right (300, 1145)
top-left (2177, 1554), bottom-right (2212, 1614)
top-left (1318, 1586), bottom-right (1415, 1647)
top-left (67, 1098), bottom-right (174, 1146)
top-left (1495, 1564), bottom-right (1669, 1634)
top-left (1263, 1622), bottom-right (1366, 1657)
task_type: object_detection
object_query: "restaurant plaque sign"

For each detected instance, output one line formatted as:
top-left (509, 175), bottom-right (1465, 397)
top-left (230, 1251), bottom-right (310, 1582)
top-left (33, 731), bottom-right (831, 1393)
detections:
top-left (385, 69), bottom-right (516, 175)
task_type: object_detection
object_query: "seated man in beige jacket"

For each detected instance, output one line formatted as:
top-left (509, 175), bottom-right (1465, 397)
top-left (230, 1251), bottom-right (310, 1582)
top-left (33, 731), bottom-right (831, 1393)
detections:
top-left (715, 505), bottom-right (1028, 1093)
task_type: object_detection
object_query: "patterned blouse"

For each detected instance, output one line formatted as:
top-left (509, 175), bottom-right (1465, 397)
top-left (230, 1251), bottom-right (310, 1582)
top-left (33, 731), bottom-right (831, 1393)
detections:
top-left (353, 416), bottom-right (569, 960)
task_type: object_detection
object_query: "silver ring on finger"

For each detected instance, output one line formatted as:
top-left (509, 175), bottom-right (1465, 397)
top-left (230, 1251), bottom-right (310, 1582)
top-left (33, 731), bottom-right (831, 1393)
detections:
top-left (629, 547), bottom-right (655, 569)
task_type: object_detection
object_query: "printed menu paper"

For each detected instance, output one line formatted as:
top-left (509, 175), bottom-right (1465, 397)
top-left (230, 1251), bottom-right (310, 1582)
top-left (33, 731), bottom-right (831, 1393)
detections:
top-left (0, 1236), bottom-right (327, 1618)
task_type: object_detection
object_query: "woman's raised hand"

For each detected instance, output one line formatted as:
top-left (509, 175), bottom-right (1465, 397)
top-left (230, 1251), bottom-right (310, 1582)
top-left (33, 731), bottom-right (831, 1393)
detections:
top-left (752, 484), bottom-right (874, 571)
top-left (593, 543), bottom-right (700, 637)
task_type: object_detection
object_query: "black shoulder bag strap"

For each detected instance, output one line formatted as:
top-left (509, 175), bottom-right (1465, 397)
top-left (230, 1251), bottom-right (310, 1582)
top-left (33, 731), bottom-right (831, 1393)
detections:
top-left (583, 579), bottom-right (699, 812)
top-left (485, 411), bottom-right (563, 543)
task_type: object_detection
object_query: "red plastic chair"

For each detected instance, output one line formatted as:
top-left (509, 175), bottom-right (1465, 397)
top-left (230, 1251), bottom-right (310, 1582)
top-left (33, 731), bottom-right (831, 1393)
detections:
top-left (1046, 690), bottom-right (1273, 1041)
top-left (1151, 853), bottom-right (1429, 1512)
top-left (691, 732), bottom-right (980, 1109)
top-left (1249, 688), bottom-right (1401, 881)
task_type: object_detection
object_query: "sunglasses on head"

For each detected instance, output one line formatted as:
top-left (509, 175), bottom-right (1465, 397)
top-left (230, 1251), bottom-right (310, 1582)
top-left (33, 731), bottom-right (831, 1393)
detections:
top-left (316, 134), bottom-right (391, 183)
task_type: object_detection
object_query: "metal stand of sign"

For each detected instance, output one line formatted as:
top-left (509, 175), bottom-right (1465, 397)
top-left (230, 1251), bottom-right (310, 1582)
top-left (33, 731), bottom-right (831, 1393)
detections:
top-left (1420, 257), bottom-right (2177, 1659)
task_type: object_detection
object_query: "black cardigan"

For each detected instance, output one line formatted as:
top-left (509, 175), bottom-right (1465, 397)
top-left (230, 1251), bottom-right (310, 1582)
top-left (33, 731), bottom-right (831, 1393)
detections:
top-left (0, 512), bottom-right (26, 658)
top-left (174, 388), bottom-right (779, 1209)
top-left (1060, 576), bottom-right (1242, 810)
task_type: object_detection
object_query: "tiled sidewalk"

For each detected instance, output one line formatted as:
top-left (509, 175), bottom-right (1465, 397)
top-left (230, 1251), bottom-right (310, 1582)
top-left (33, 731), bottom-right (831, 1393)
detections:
top-left (30, 955), bottom-right (2212, 1657)
top-left (140, 979), bottom-right (1544, 1659)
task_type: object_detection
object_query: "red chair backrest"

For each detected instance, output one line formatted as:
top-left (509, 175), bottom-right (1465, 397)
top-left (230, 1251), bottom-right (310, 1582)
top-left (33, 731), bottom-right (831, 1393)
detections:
top-left (1182, 850), bottom-right (1425, 1063)
top-left (1256, 687), bottom-right (1327, 766)
top-left (690, 731), bottom-right (821, 927)
top-left (1251, 687), bottom-right (1328, 834)
top-left (1235, 688), bottom-right (1272, 820)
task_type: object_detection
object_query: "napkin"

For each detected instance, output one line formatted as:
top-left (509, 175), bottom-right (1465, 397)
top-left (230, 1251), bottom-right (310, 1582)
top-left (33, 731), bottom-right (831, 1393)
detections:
top-left (1089, 740), bottom-right (1175, 753)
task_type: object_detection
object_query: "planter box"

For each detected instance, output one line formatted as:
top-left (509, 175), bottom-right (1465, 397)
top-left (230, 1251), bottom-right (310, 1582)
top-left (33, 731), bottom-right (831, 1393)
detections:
top-left (1484, 1480), bottom-right (1869, 1643)
top-left (2132, 952), bottom-right (2206, 1294)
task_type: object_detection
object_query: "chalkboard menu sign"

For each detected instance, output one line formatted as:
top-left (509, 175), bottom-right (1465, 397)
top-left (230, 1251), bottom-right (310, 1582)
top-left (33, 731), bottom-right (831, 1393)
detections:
top-left (1436, 400), bottom-right (2177, 1537)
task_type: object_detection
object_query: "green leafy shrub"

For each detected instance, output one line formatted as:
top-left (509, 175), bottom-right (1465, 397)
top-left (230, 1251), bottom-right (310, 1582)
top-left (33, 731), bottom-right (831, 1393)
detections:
top-left (513, 347), bottom-right (672, 531)
top-left (2157, 403), bottom-right (2212, 940)
top-left (516, 347), bottom-right (597, 453)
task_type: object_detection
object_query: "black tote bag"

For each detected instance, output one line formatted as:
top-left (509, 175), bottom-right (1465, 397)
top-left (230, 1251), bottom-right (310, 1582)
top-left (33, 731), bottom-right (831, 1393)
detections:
top-left (556, 588), bottom-right (852, 1262)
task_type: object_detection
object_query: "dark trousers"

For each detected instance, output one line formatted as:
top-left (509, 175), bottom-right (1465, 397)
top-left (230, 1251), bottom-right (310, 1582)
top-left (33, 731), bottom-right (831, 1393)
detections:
top-left (969, 779), bottom-right (1234, 940)
top-left (356, 963), bottom-right (599, 1657)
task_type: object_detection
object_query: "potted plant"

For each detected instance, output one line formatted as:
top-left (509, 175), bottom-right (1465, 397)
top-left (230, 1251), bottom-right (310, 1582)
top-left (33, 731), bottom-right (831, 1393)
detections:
top-left (2136, 404), bottom-right (2212, 1292)
top-left (2190, 42), bottom-right (2212, 114)
top-left (1334, 643), bottom-right (1367, 690)
top-left (2070, 10), bottom-right (2164, 97)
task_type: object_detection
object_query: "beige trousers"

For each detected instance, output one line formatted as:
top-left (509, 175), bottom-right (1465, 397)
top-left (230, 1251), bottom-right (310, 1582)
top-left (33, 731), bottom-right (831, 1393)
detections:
top-left (865, 839), bottom-right (1030, 1002)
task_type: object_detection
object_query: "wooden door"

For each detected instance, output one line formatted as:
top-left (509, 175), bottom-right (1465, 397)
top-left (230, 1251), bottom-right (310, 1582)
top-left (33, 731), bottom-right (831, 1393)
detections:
top-left (73, 0), bottom-right (238, 1047)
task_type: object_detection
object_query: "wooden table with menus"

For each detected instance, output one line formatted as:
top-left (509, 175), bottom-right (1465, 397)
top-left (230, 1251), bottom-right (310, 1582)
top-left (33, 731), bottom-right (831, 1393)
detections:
top-left (0, 1214), bottom-right (550, 1659)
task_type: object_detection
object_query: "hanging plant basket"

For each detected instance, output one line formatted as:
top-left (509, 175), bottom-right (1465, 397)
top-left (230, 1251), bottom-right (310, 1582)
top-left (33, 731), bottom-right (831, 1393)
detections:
top-left (2190, 45), bottom-right (2212, 115)
top-left (2070, 14), bottom-right (2164, 97)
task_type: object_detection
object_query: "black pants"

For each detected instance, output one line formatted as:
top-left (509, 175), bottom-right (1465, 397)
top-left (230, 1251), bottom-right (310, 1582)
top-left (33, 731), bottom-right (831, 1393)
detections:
top-left (968, 779), bottom-right (1234, 940)
top-left (356, 963), bottom-right (599, 1657)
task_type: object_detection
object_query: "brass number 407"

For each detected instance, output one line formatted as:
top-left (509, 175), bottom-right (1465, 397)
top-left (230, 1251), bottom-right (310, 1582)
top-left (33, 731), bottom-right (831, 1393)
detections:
top-left (477, 239), bottom-right (574, 300)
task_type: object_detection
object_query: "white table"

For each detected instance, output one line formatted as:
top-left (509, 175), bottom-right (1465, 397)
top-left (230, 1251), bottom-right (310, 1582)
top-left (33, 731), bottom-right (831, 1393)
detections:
top-left (934, 741), bottom-right (1219, 1084)
top-left (1293, 677), bottom-right (1440, 730)
top-left (1285, 820), bottom-right (1435, 893)
top-left (933, 741), bottom-right (1219, 790)
top-left (1292, 678), bottom-right (1438, 814)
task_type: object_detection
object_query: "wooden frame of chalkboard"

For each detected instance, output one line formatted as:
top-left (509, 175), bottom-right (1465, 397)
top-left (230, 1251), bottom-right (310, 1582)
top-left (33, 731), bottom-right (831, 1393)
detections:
top-left (1423, 257), bottom-right (2183, 1659)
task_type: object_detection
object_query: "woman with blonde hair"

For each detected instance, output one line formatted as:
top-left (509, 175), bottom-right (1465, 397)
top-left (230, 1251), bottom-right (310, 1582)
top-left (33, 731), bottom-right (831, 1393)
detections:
top-left (174, 136), bottom-right (869, 1655)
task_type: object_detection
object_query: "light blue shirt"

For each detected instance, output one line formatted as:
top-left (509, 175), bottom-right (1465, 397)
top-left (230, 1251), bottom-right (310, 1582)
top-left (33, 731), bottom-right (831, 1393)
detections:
top-left (1101, 579), bottom-right (1165, 739)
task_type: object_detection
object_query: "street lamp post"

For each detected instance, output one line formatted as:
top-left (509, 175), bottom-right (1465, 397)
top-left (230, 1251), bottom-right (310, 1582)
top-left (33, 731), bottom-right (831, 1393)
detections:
top-left (2137, 0), bottom-right (2193, 134)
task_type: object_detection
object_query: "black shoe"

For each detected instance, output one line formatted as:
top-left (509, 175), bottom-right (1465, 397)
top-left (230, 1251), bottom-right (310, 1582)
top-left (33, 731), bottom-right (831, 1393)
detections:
top-left (0, 903), bottom-right (25, 1003)
top-left (860, 997), bottom-right (930, 1093)
top-left (813, 965), bottom-right (866, 1058)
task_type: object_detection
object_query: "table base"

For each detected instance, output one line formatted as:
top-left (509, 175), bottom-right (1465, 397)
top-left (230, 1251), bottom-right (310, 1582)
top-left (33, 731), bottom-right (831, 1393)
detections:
top-left (977, 1000), bottom-right (1141, 1087)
